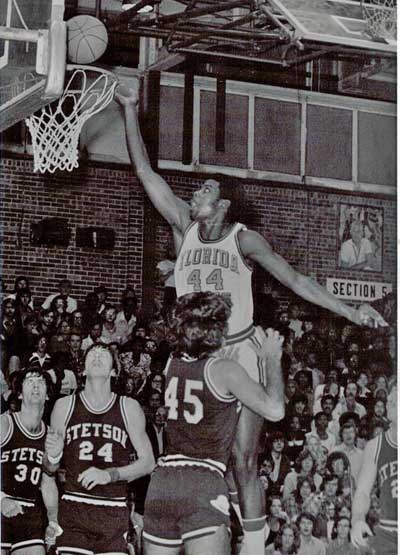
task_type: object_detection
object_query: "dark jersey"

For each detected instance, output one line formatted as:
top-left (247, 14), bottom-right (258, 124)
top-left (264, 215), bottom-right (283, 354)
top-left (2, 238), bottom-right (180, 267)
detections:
top-left (62, 392), bottom-right (135, 502)
top-left (1, 413), bottom-right (45, 503)
top-left (164, 354), bottom-right (240, 472)
top-left (374, 430), bottom-right (397, 530)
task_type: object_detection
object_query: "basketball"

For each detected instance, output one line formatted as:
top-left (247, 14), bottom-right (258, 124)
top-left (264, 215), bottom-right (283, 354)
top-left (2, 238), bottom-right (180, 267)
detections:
top-left (67, 15), bottom-right (108, 64)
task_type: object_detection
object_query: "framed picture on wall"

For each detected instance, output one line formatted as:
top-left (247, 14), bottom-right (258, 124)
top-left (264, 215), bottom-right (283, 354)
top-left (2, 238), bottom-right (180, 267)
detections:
top-left (338, 203), bottom-right (383, 272)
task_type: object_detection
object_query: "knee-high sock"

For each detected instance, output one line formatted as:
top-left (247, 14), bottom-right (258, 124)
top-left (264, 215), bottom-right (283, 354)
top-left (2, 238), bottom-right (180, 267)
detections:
top-left (239, 516), bottom-right (266, 555)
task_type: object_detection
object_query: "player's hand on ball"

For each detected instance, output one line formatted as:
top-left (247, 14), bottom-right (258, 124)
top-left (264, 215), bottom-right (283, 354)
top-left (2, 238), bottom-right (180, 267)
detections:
top-left (354, 303), bottom-right (387, 328)
top-left (351, 521), bottom-right (373, 548)
top-left (1, 497), bottom-right (23, 518)
top-left (254, 327), bottom-right (284, 360)
top-left (45, 427), bottom-right (64, 460)
top-left (78, 467), bottom-right (112, 490)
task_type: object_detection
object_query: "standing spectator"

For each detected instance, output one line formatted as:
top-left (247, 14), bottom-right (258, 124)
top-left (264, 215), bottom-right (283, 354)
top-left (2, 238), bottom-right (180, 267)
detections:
top-left (332, 382), bottom-right (367, 420)
top-left (100, 305), bottom-right (128, 345)
top-left (1, 298), bottom-right (20, 370)
top-left (81, 292), bottom-right (100, 334)
top-left (49, 320), bottom-right (71, 354)
top-left (5, 275), bottom-right (34, 309)
top-left (297, 512), bottom-right (326, 555)
top-left (94, 285), bottom-right (108, 314)
top-left (146, 405), bottom-right (168, 461)
top-left (267, 432), bottom-right (292, 492)
top-left (265, 522), bottom-right (301, 555)
top-left (50, 296), bottom-right (69, 329)
top-left (326, 452), bottom-right (355, 500)
top-left (327, 516), bottom-right (371, 555)
top-left (283, 449), bottom-right (322, 500)
top-left (69, 310), bottom-right (84, 334)
top-left (289, 304), bottom-right (304, 339)
top-left (156, 244), bottom-right (177, 313)
top-left (318, 395), bottom-right (340, 442)
top-left (38, 308), bottom-right (56, 340)
top-left (306, 412), bottom-right (336, 452)
top-left (15, 315), bottom-right (41, 367)
top-left (266, 495), bottom-right (289, 547)
top-left (42, 279), bottom-right (78, 313)
top-left (15, 288), bottom-right (34, 327)
top-left (294, 476), bottom-right (316, 509)
top-left (28, 335), bottom-right (52, 371)
top-left (66, 329), bottom-right (85, 386)
top-left (285, 414), bottom-right (306, 462)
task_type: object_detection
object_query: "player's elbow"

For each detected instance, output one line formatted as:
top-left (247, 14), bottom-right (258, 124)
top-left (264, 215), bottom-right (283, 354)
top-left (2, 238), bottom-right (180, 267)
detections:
top-left (145, 451), bottom-right (156, 474)
top-left (265, 401), bottom-right (285, 422)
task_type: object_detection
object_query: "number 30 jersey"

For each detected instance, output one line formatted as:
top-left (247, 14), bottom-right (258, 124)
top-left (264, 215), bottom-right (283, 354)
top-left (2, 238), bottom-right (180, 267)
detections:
top-left (164, 354), bottom-right (240, 473)
top-left (174, 222), bottom-right (253, 339)
top-left (1, 413), bottom-right (45, 504)
top-left (61, 392), bottom-right (134, 503)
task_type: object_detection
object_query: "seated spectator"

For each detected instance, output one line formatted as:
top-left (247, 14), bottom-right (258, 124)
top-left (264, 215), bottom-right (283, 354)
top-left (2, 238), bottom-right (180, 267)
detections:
top-left (326, 451), bottom-right (355, 501)
top-left (265, 522), bottom-right (301, 555)
top-left (304, 351), bottom-right (324, 390)
top-left (313, 369), bottom-right (342, 415)
top-left (318, 473), bottom-right (343, 514)
top-left (146, 405), bottom-right (168, 461)
top-left (282, 495), bottom-right (300, 525)
top-left (285, 378), bottom-right (298, 406)
top-left (14, 314), bottom-right (41, 367)
top-left (1, 298), bottom-right (20, 370)
top-left (266, 495), bottom-right (289, 547)
top-left (143, 389), bottom-right (162, 419)
top-left (69, 309), bottom-right (84, 334)
top-left (49, 320), bottom-right (71, 354)
top-left (283, 448), bottom-right (322, 500)
top-left (285, 415), bottom-right (306, 463)
top-left (15, 288), bottom-right (34, 327)
top-left (258, 454), bottom-right (277, 497)
top-left (94, 285), bottom-right (108, 314)
top-left (306, 412), bottom-right (336, 452)
top-left (28, 334), bottom-right (52, 371)
top-left (119, 336), bottom-right (151, 382)
top-left (326, 516), bottom-right (370, 555)
top-left (316, 395), bottom-right (340, 442)
top-left (288, 303), bottom-right (304, 339)
top-left (331, 421), bottom-right (363, 485)
top-left (339, 352), bottom-right (360, 385)
top-left (5, 275), bottom-right (34, 309)
top-left (266, 432), bottom-right (292, 492)
top-left (38, 308), bottom-right (56, 339)
top-left (369, 416), bottom-right (389, 437)
top-left (42, 278), bottom-right (78, 313)
top-left (101, 304), bottom-right (130, 345)
top-left (287, 394), bottom-right (312, 433)
top-left (46, 351), bottom-right (78, 398)
top-left (66, 328), bottom-right (85, 386)
top-left (296, 512), bottom-right (326, 555)
top-left (81, 318), bottom-right (103, 352)
top-left (116, 287), bottom-right (138, 339)
top-left (50, 295), bottom-right (69, 329)
top-left (332, 382), bottom-right (366, 420)
top-left (314, 445), bottom-right (328, 476)
top-left (294, 476), bottom-right (316, 509)
top-left (355, 370), bottom-right (372, 409)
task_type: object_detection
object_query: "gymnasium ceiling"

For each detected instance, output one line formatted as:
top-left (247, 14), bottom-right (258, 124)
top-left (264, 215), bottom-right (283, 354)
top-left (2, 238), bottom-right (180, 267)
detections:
top-left (65, 0), bottom-right (396, 101)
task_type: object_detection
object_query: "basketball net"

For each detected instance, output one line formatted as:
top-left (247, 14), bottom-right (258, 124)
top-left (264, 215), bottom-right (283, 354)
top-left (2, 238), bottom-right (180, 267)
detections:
top-left (361, 0), bottom-right (397, 45)
top-left (26, 66), bottom-right (117, 173)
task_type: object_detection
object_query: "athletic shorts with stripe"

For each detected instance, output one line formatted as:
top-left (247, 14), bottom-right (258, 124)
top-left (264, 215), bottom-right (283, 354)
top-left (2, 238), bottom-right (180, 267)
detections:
top-left (143, 465), bottom-right (231, 547)
top-left (1, 502), bottom-right (45, 552)
top-left (57, 497), bottom-right (129, 555)
top-left (217, 326), bottom-right (267, 386)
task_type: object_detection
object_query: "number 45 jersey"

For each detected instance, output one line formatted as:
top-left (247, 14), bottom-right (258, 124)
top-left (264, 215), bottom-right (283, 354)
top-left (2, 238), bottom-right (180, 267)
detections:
top-left (175, 222), bottom-right (253, 339)
top-left (61, 392), bottom-right (135, 504)
top-left (164, 354), bottom-right (240, 473)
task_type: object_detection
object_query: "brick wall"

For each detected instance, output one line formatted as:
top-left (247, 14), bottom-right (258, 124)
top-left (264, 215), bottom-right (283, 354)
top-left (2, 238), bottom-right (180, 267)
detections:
top-left (0, 156), bottom-right (396, 313)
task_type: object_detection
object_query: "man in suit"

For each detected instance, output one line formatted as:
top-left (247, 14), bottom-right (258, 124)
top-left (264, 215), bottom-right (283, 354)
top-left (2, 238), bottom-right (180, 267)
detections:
top-left (146, 405), bottom-right (168, 461)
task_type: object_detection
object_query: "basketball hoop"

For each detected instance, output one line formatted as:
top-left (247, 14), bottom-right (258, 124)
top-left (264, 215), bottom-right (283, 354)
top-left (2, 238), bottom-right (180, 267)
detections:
top-left (25, 65), bottom-right (118, 173)
top-left (361, 0), bottom-right (397, 45)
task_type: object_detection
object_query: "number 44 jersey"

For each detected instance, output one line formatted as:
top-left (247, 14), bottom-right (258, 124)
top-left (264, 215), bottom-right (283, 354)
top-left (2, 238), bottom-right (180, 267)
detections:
top-left (62, 392), bottom-right (135, 503)
top-left (164, 354), bottom-right (240, 473)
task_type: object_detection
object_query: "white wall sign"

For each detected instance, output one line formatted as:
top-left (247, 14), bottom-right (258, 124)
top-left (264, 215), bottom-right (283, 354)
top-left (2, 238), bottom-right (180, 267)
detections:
top-left (326, 278), bottom-right (392, 301)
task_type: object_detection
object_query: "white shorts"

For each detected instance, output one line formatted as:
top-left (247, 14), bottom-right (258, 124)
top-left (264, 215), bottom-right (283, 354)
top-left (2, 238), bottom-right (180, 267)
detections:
top-left (217, 326), bottom-right (267, 386)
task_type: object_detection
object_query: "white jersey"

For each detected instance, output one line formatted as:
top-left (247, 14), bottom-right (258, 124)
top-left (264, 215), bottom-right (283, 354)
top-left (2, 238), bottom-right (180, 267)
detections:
top-left (174, 222), bottom-right (253, 339)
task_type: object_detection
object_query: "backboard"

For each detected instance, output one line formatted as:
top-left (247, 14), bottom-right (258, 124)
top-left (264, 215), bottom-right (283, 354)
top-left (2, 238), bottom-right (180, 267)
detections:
top-left (267, 0), bottom-right (396, 52)
top-left (0, 0), bottom-right (66, 132)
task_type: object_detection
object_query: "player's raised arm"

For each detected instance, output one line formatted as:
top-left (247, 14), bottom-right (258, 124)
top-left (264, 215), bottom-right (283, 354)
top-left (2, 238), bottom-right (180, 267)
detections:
top-left (44, 396), bottom-right (70, 473)
top-left (351, 435), bottom-right (379, 547)
top-left (210, 329), bottom-right (285, 422)
top-left (239, 229), bottom-right (387, 328)
top-left (115, 81), bottom-right (191, 232)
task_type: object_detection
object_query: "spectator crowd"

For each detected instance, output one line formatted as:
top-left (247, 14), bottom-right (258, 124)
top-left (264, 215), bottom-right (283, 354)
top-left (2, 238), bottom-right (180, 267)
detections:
top-left (1, 275), bottom-right (396, 554)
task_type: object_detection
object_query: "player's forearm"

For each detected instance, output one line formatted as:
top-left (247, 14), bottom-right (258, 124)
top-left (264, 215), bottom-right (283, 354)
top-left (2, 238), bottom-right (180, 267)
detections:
top-left (352, 491), bottom-right (371, 525)
top-left (41, 475), bottom-right (59, 523)
top-left (123, 103), bottom-right (152, 176)
top-left (293, 273), bottom-right (356, 323)
top-left (263, 355), bottom-right (285, 421)
top-left (107, 452), bottom-right (155, 483)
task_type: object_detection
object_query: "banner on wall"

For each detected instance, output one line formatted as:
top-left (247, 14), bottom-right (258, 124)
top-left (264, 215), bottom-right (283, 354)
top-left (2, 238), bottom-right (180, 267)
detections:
top-left (326, 278), bottom-right (392, 301)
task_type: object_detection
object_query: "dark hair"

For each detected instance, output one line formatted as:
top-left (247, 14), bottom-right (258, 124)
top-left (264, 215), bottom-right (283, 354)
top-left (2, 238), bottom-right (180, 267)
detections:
top-left (14, 366), bottom-right (53, 397)
top-left (59, 279), bottom-right (71, 287)
top-left (321, 472), bottom-right (341, 494)
top-left (314, 411), bottom-right (328, 423)
top-left (16, 288), bottom-right (31, 302)
top-left (331, 516), bottom-right (351, 540)
top-left (296, 511), bottom-right (316, 529)
top-left (295, 475), bottom-right (316, 503)
top-left (169, 292), bottom-right (231, 358)
top-left (14, 276), bottom-right (30, 290)
top-left (326, 451), bottom-right (351, 476)
top-left (51, 295), bottom-right (68, 311)
top-left (339, 420), bottom-right (358, 443)
top-left (321, 394), bottom-right (335, 406)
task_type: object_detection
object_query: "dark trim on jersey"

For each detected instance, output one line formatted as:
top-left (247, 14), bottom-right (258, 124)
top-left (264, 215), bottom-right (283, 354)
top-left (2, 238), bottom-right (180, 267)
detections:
top-left (80, 391), bottom-right (117, 414)
top-left (374, 433), bottom-right (382, 465)
top-left (204, 358), bottom-right (236, 403)
top-left (10, 538), bottom-right (44, 552)
top-left (195, 221), bottom-right (239, 245)
top-left (120, 396), bottom-right (130, 436)
top-left (225, 323), bottom-right (254, 344)
top-left (1, 413), bottom-right (13, 447)
top-left (176, 220), bottom-right (197, 258)
top-left (63, 491), bottom-right (127, 506)
top-left (64, 394), bottom-right (77, 429)
top-left (249, 332), bottom-right (266, 385)
top-left (385, 430), bottom-right (397, 449)
top-left (233, 223), bottom-right (253, 272)
top-left (159, 454), bottom-right (226, 476)
top-left (13, 413), bottom-right (45, 440)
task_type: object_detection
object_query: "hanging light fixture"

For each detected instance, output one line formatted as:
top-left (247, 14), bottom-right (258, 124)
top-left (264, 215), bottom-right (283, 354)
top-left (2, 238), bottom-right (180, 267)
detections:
top-left (121, 0), bottom-right (154, 13)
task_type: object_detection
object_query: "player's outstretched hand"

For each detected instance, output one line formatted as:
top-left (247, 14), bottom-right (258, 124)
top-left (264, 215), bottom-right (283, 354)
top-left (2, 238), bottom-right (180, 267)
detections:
top-left (45, 427), bottom-right (64, 460)
top-left (252, 327), bottom-right (284, 361)
top-left (78, 467), bottom-right (112, 490)
top-left (115, 80), bottom-right (141, 108)
top-left (353, 303), bottom-right (388, 328)
top-left (351, 520), bottom-right (373, 548)
top-left (1, 497), bottom-right (23, 518)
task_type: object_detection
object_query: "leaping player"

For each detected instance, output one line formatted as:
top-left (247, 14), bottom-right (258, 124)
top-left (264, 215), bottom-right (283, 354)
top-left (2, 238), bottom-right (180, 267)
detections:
top-left (116, 81), bottom-right (386, 555)
top-left (351, 378), bottom-right (397, 555)
top-left (143, 291), bottom-right (285, 554)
